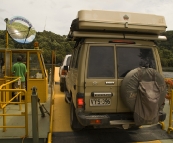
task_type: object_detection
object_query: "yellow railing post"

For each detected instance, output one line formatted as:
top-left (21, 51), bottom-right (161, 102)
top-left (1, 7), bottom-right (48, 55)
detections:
top-left (167, 89), bottom-right (173, 133)
top-left (2, 87), bottom-right (6, 132)
top-left (4, 18), bottom-right (9, 49)
top-left (0, 77), bottom-right (28, 137)
top-left (0, 90), bottom-right (1, 108)
top-left (25, 89), bottom-right (28, 137)
top-left (47, 68), bottom-right (55, 143)
top-left (47, 86), bottom-right (54, 143)
top-left (19, 83), bottom-right (22, 111)
top-left (3, 108), bottom-right (6, 132)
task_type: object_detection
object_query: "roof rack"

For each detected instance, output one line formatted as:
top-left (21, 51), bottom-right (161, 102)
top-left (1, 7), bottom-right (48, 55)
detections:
top-left (67, 31), bottom-right (167, 41)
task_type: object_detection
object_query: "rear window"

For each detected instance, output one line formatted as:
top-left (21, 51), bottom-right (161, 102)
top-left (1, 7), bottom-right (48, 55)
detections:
top-left (117, 47), bottom-right (156, 78)
top-left (87, 46), bottom-right (115, 78)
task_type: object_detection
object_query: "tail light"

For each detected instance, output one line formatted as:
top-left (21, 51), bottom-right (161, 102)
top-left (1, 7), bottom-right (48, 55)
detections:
top-left (77, 98), bottom-right (84, 108)
top-left (90, 119), bottom-right (101, 124)
top-left (76, 93), bottom-right (85, 108)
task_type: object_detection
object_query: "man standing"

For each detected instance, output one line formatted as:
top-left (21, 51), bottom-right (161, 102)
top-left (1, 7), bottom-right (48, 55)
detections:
top-left (12, 56), bottom-right (27, 102)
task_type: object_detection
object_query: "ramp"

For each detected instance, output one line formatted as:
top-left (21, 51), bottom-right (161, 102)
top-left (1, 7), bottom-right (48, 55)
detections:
top-left (52, 124), bottom-right (173, 143)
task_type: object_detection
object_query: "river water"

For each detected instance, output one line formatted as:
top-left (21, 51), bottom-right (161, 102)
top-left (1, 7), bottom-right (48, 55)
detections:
top-left (163, 72), bottom-right (173, 78)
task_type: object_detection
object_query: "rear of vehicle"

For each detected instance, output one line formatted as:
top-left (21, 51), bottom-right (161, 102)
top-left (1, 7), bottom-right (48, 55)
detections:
top-left (59, 54), bottom-right (71, 92)
top-left (66, 10), bottom-right (167, 130)
top-left (66, 38), bottom-right (164, 130)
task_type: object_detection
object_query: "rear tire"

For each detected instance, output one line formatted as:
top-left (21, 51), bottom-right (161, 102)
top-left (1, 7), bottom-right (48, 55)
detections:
top-left (60, 84), bottom-right (64, 92)
top-left (65, 97), bottom-right (68, 103)
top-left (70, 100), bottom-right (84, 131)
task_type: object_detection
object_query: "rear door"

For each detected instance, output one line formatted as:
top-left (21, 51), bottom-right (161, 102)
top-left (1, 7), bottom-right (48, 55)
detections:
top-left (116, 45), bottom-right (157, 112)
top-left (84, 44), bottom-right (118, 113)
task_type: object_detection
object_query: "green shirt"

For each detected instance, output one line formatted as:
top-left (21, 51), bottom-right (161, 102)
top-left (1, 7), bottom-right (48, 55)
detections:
top-left (12, 62), bottom-right (27, 82)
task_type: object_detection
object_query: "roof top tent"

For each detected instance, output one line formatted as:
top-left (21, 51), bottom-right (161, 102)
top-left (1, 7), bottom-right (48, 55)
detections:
top-left (68, 10), bottom-right (167, 40)
top-left (0, 16), bottom-right (48, 103)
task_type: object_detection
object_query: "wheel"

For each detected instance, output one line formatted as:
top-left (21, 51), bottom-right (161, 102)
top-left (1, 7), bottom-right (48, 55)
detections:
top-left (70, 100), bottom-right (84, 131)
top-left (60, 84), bottom-right (64, 92)
top-left (65, 91), bottom-right (71, 103)
top-left (65, 96), bottom-right (68, 103)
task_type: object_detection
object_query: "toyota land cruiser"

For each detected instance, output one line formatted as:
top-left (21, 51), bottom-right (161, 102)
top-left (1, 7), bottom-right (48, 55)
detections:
top-left (64, 10), bottom-right (167, 131)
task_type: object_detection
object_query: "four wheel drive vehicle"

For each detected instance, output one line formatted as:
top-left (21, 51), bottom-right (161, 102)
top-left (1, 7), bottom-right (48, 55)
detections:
top-left (59, 54), bottom-right (71, 92)
top-left (65, 10), bottom-right (167, 131)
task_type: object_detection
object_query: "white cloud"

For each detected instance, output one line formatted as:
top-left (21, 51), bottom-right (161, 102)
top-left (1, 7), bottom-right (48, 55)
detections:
top-left (0, 0), bottom-right (173, 35)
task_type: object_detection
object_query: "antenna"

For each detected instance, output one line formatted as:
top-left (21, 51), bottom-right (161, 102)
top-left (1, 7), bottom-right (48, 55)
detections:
top-left (44, 16), bottom-right (47, 31)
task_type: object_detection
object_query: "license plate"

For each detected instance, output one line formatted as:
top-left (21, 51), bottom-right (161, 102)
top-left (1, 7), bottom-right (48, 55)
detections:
top-left (90, 98), bottom-right (111, 106)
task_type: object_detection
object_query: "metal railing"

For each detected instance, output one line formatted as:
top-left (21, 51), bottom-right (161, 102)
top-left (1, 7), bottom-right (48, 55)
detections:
top-left (167, 89), bottom-right (173, 133)
top-left (47, 86), bottom-right (54, 143)
top-left (47, 66), bottom-right (55, 143)
top-left (164, 78), bottom-right (173, 133)
top-left (0, 77), bottom-right (28, 137)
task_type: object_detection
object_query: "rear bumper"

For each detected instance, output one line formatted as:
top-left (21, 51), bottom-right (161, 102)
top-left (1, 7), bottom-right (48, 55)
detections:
top-left (76, 109), bottom-right (166, 126)
top-left (78, 114), bottom-right (110, 126)
top-left (76, 109), bottom-right (134, 126)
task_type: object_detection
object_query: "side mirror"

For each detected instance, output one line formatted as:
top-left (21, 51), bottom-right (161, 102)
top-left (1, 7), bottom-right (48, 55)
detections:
top-left (64, 66), bottom-right (69, 71)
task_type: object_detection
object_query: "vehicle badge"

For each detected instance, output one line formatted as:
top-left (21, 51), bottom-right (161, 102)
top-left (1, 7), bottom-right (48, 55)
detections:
top-left (123, 15), bottom-right (129, 20)
top-left (92, 81), bottom-right (98, 85)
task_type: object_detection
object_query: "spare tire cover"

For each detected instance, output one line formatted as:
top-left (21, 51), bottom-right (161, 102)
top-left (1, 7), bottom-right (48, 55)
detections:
top-left (120, 68), bottom-right (166, 111)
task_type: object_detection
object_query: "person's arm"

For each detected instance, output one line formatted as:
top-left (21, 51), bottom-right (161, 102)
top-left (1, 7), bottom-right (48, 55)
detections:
top-left (24, 64), bottom-right (27, 77)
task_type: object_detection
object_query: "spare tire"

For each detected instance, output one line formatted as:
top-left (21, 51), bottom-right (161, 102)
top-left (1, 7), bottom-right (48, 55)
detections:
top-left (120, 67), bottom-right (166, 111)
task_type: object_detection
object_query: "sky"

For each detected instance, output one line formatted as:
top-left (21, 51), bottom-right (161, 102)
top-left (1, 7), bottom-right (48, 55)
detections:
top-left (0, 0), bottom-right (173, 36)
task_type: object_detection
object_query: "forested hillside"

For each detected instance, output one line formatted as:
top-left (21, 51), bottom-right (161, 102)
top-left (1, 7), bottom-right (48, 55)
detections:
top-left (0, 30), bottom-right (74, 64)
top-left (0, 30), bottom-right (173, 67)
top-left (156, 31), bottom-right (173, 67)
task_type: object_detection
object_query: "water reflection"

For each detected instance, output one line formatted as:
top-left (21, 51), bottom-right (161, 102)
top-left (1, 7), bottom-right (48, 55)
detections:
top-left (163, 72), bottom-right (173, 78)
